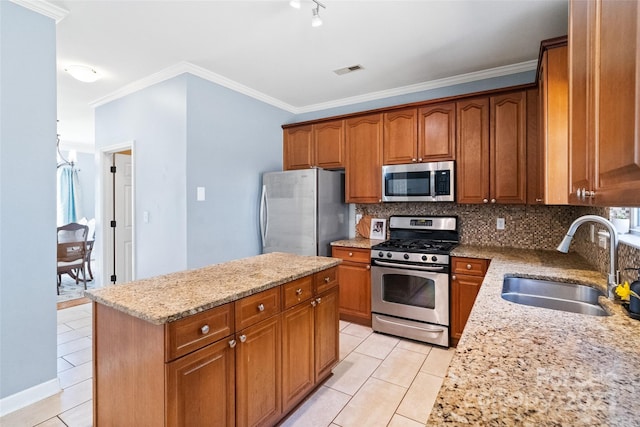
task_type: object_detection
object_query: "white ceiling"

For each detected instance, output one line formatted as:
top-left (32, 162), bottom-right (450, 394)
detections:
top-left (45, 0), bottom-right (568, 148)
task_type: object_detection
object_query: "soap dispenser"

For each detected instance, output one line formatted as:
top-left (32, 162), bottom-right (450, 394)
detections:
top-left (626, 267), bottom-right (640, 314)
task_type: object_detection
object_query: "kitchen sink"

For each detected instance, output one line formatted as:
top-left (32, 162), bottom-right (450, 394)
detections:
top-left (501, 277), bottom-right (611, 316)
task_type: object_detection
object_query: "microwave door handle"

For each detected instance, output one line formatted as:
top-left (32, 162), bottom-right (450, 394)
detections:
top-left (430, 170), bottom-right (436, 199)
top-left (373, 259), bottom-right (446, 272)
top-left (260, 185), bottom-right (268, 247)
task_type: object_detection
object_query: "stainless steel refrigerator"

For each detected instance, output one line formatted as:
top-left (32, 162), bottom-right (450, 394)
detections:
top-left (260, 168), bottom-right (348, 256)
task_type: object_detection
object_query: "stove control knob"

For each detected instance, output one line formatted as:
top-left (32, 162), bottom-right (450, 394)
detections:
top-left (378, 251), bottom-right (384, 258)
top-left (404, 254), bottom-right (410, 260)
top-left (386, 252), bottom-right (392, 258)
top-left (421, 255), bottom-right (427, 261)
top-left (431, 256), bottom-right (438, 262)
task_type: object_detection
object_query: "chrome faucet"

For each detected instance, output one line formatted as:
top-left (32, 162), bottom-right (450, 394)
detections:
top-left (557, 215), bottom-right (619, 299)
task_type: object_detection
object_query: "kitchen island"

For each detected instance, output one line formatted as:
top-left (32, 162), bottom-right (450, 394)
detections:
top-left (428, 246), bottom-right (640, 426)
top-left (86, 252), bottom-right (341, 427)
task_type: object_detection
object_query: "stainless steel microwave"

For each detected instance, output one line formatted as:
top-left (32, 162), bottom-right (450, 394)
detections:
top-left (381, 161), bottom-right (455, 202)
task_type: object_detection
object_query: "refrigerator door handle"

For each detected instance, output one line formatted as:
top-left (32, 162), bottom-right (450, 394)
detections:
top-left (259, 184), bottom-right (268, 247)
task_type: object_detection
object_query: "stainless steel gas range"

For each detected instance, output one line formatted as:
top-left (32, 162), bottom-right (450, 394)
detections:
top-left (370, 216), bottom-right (458, 347)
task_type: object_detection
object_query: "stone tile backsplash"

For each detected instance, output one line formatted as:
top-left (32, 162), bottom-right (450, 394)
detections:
top-left (355, 203), bottom-right (640, 283)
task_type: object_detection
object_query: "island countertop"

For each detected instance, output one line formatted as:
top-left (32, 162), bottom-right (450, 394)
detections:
top-left (85, 252), bottom-right (341, 325)
top-left (429, 245), bottom-right (640, 426)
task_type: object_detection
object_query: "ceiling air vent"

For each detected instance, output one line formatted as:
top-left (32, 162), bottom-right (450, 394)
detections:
top-left (333, 64), bottom-right (364, 76)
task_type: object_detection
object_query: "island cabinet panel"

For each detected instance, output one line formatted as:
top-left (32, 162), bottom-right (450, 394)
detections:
top-left (383, 108), bottom-right (418, 165)
top-left (331, 246), bottom-right (371, 326)
top-left (314, 286), bottom-right (340, 382)
top-left (345, 114), bottom-right (383, 203)
top-left (282, 275), bottom-right (314, 310)
top-left (450, 257), bottom-right (490, 346)
top-left (166, 338), bottom-right (235, 427)
top-left (235, 315), bottom-right (282, 427)
top-left (235, 287), bottom-right (281, 331)
top-left (418, 103), bottom-right (456, 161)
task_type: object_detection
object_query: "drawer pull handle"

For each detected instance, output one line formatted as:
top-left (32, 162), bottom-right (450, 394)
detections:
top-left (239, 334), bottom-right (247, 343)
top-left (324, 277), bottom-right (330, 283)
top-left (229, 339), bottom-right (236, 348)
top-left (466, 264), bottom-right (472, 270)
top-left (200, 325), bottom-right (210, 335)
top-left (452, 275), bottom-right (457, 281)
top-left (348, 252), bottom-right (353, 257)
top-left (296, 288), bottom-right (303, 296)
top-left (316, 297), bottom-right (322, 304)
top-left (366, 265), bottom-right (371, 270)
top-left (258, 303), bottom-right (265, 312)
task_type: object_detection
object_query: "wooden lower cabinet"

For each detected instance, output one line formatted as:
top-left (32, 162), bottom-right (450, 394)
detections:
top-left (450, 257), bottom-right (489, 346)
top-left (93, 267), bottom-right (339, 427)
top-left (236, 315), bottom-right (282, 427)
top-left (331, 246), bottom-right (371, 326)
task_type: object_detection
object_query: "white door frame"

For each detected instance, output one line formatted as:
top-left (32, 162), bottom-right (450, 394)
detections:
top-left (98, 141), bottom-right (136, 286)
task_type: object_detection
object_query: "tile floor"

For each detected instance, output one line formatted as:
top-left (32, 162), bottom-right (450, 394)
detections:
top-left (1, 304), bottom-right (455, 427)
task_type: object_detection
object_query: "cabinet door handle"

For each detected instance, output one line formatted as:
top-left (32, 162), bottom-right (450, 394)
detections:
top-left (452, 275), bottom-right (457, 281)
top-left (229, 339), bottom-right (237, 348)
top-left (412, 158), bottom-right (417, 162)
top-left (418, 158), bottom-right (423, 162)
top-left (483, 198), bottom-right (489, 203)
top-left (324, 277), bottom-right (330, 283)
top-left (200, 325), bottom-right (210, 335)
top-left (239, 334), bottom-right (247, 343)
top-left (257, 303), bottom-right (265, 312)
top-left (536, 198), bottom-right (543, 203)
top-left (316, 297), bottom-right (322, 304)
top-left (491, 199), bottom-right (496, 203)
top-left (296, 288), bottom-right (303, 296)
top-left (311, 300), bottom-right (317, 307)
top-left (366, 265), bottom-right (371, 270)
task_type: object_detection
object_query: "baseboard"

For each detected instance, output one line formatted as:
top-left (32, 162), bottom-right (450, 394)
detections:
top-left (0, 378), bottom-right (61, 417)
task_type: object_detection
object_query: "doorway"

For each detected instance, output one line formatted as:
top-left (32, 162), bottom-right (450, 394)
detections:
top-left (99, 142), bottom-right (135, 285)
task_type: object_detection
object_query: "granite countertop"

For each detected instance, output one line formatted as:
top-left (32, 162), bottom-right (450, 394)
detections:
top-left (85, 252), bottom-right (340, 325)
top-left (429, 245), bottom-right (640, 426)
top-left (331, 237), bottom-right (380, 249)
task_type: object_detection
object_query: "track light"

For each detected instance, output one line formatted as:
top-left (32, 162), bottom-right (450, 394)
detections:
top-left (311, 0), bottom-right (325, 27)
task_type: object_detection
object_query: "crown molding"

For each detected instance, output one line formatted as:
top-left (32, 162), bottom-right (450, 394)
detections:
top-left (89, 62), bottom-right (298, 112)
top-left (90, 59), bottom-right (536, 115)
top-left (9, 0), bottom-right (68, 23)
top-left (295, 60), bottom-right (538, 114)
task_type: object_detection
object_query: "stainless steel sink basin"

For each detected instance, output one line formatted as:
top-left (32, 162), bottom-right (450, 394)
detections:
top-left (501, 277), bottom-right (610, 316)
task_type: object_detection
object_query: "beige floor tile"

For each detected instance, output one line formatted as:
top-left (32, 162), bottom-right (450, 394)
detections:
top-left (333, 377), bottom-right (407, 427)
top-left (62, 347), bottom-right (93, 367)
top-left (396, 372), bottom-right (443, 424)
top-left (279, 386), bottom-right (350, 427)
top-left (339, 332), bottom-right (365, 360)
top-left (57, 324), bottom-right (72, 334)
top-left (35, 417), bottom-right (67, 426)
top-left (339, 320), bottom-right (351, 331)
top-left (395, 339), bottom-right (433, 355)
top-left (57, 310), bottom-right (90, 325)
top-left (58, 337), bottom-right (92, 358)
top-left (324, 352), bottom-right (382, 396)
top-left (58, 400), bottom-right (93, 427)
top-left (57, 357), bottom-right (74, 373)
top-left (58, 362), bottom-right (93, 389)
top-left (372, 348), bottom-right (426, 388)
top-left (57, 329), bottom-right (87, 345)
top-left (420, 347), bottom-right (455, 377)
top-left (387, 413), bottom-right (426, 427)
top-left (340, 323), bottom-right (373, 339)
top-left (65, 316), bottom-right (92, 330)
top-left (353, 332), bottom-right (399, 360)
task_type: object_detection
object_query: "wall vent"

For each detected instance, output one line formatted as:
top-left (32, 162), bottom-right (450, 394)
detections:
top-left (333, 64), bottom-right (364, 76)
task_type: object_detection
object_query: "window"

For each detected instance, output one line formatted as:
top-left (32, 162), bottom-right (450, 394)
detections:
top-left (632, 208), bottom-right (640, 236)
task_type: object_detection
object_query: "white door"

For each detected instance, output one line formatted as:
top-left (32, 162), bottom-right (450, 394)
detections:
top-left (114, 153), bottom-right (133, 283)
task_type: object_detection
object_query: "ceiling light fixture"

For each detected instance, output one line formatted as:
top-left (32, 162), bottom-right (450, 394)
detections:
top-left (64, 64), bottom-right (102, 83)
top-left (311, 0), bottom-right (325, 27)
top-left (289, 0), bottom-right (301, 9)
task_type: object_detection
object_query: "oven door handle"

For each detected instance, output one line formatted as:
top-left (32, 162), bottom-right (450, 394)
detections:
top-left (372, 259), bottom-right (446, 272)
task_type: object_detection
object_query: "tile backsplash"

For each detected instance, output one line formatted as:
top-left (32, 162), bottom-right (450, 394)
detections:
top-left (355, 203), bottom-right (640, 283)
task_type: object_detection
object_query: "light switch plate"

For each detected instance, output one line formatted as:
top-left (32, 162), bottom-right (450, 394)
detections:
top-left (196, 187), bottom-right (205, 201)
top-left (497, 218), bottom-right (505, 230)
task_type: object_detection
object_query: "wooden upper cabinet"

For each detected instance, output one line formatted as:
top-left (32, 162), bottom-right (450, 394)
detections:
top-left (383, 108), bottom-right (418, 165)
top-left (418, 103), bottom-right (456, 161)
top-left (490, 91), bottom-right (527, 204)
top-left (456, 98), bottom-right (490, 204)
top-left (283, 121), bottom-right (345, 170)
top-left (345, 114), bottom-right (383, 203)
top-left (314, 120), bottom-right (345, 169)
top-left (283, 125), bottom-right (313, 170)
top-left (569, 0), bottom-right (640, 205)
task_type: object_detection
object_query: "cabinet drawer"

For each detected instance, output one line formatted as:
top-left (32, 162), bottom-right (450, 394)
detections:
top-left (236, 287), bottom-right (281, 331)
top-left (452, 257), bottom-right (489, 277)
top-left (165, 303), bottom-right (234, 361)
top-left (332, 247), bottom-right (370, 264)
top-left (283, 275), bottom-right (314, 309)
top-left (315, 267), bottom-right (338, 294)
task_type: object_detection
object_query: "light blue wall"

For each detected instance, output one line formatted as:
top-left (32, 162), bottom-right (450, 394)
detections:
top-left (95, 76), bottom-right (189, 279)
top-left (185, 74), bottom-right (291, 268)
top-left (289, 70), bottom-right (536, 124)
top-left (0, 1), bottom-right (58, 399)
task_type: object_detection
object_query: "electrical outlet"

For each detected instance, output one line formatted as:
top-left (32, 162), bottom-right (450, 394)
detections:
top-left (356, 214), bottom-right (363, 224)
top-left (598, 234), bottom-right (607, 249)
top-left (497, 218), bottom-right (505, 230)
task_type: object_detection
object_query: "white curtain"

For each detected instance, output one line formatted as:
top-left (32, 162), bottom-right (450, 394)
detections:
top-left (57, 165), bottom-right (83, 226)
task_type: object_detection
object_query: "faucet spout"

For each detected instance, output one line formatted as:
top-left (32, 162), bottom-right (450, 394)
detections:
top-left (556, 215), bottom-right (619, 299)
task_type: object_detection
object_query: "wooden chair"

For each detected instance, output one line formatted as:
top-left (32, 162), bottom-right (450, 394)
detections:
top-left (57, 223), bottom-right (89, 295)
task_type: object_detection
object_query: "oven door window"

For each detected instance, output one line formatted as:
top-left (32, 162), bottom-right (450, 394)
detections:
top-left (381, 274), bottom-right (436, 309)
top-left (385, 171), bottom-right (431, 197)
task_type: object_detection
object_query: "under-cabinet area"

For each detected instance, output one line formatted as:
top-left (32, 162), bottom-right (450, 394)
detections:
top-left (87, 253), bottom-right (340, 427)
